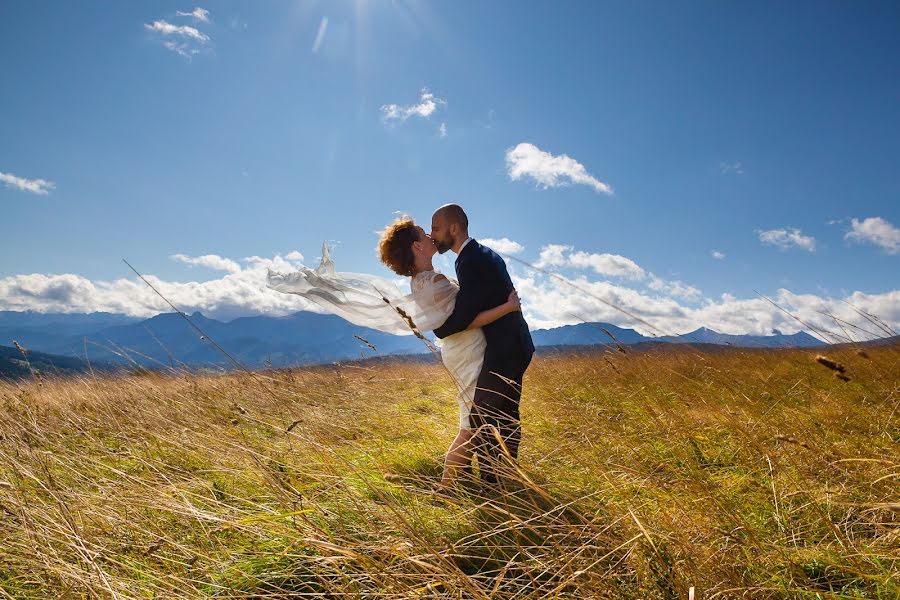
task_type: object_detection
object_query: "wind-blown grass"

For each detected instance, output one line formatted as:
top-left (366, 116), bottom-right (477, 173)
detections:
top-left (0, 344), bottom-right (897, 598)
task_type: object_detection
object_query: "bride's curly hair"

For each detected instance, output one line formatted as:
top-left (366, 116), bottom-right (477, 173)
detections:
top-left (378, 217), bottom-right (420, 276)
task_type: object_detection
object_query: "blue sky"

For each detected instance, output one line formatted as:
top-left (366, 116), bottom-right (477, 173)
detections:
top-left (1, 1), bottom-right (898, 337)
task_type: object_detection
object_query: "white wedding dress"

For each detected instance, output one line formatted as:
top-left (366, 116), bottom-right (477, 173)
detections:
top-left (266, 245), bottom-right (486, 430)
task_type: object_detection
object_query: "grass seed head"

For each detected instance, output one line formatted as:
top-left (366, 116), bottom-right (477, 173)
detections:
top-left (815, 355), bottom-right (846, 373)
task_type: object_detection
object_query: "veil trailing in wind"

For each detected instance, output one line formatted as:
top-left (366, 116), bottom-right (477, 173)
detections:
top-left (265, 244), bottom-right (459, 338)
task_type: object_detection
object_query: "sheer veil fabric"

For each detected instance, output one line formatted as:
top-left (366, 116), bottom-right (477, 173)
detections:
top-left (266, 244), bottom-right (486, 429)
top-left (266, 244), bottom-right (455, 336)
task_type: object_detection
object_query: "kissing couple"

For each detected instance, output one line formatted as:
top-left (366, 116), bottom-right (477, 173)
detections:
top-left (267, 204), bottom-right (535, 494)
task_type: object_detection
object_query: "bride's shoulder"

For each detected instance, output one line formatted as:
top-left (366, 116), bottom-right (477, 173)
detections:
top-left (412, 270), bottom-right (449, 292)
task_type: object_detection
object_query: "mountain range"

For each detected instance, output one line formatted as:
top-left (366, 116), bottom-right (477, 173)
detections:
top-left (528, 322), bottom-right (823, 349)
top-left (0, 310), bottom-right (826, 371)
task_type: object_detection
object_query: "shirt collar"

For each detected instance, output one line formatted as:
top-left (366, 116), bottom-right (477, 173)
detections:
top-left (457, 237), bottom-right (474, 254)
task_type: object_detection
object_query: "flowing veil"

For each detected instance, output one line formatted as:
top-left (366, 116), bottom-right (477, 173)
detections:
top-left (266, 244), bottom-right (459, 338)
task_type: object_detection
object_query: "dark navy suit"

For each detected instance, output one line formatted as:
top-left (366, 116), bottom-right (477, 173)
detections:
top-left (434, 239), bottom-right (535, 482)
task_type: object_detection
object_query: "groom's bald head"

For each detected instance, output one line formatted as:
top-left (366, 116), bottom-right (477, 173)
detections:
top-left (434, 204), bottom-right (468, 232)
top-left (431, 203), bottom-right (469, 254)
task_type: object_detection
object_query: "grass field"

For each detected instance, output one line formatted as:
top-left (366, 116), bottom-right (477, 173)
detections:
top-left (0, 343), bottom-right (897, 598)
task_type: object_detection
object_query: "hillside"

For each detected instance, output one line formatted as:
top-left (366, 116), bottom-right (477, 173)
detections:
top-left (0, 344), bottom-right (896, 597)
top-left (1, 310), bottom-right (830, 371)
top-left (0, 344), bottom-right (115, 380)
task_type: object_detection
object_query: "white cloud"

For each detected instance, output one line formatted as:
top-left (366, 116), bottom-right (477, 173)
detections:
top-left (647, 274), bottom-right (701, 301)
top-left (845, 216), bottom-right (900, 254)
top-left (0, 171), bottom-right (55, 195)
top-left (529, 243), bottom-right (706, 305)
top-left (534, 244), bottom-right (644, 280)
top-left (534, 244), bottom-right (572, 268)
top-left (0, 252), bottom-right (318, 321)
top-left (285, 250), bottom-right (305, 262)
top-left (568, 251), bottom-right (645, 280)
top-left (170, 253), bottom-right (241, 274)
top-left (176, 7), bottom-right (210, 23)
top-left (145, 20), bottom-right (209, 42)
top-left (719, 161), bottom-right (744, 175)
top-left (381, 88), bottom-right (446, 123)
top-left (505, 143), bottom-right (612, 195)
top-left (162, 40), bottom-right (199, 58)
top-left (145, 18), bottom-right (210, 59)
top-left (481, 238), bottom-right (524, 255)
top-left (711, 250), bottom-right (726, 260)
top-left (438, 122), bottom-right (447, 138)
top-left (312, 16), bottom-right (328, 53)
top-left (756, 228), bottom-right (816, 252)
top-left (512, 271), bottom-right (899, 341)
top-left (2, 250), bottom-right (897, 341)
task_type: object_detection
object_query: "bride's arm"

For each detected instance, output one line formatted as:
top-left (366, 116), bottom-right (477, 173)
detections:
top-left (426, 274), bottom-right (520, 332)
top-left (435, 274), bottom-right (520, 330)
top-left (465, 292), bottom-right (519, 330)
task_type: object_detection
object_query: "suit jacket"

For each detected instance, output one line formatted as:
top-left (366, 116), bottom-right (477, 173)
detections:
top-left (433, 239), bottom-right (535, 359)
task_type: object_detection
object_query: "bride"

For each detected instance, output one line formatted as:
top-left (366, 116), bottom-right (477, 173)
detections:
top-left (266, 217), bottom-right (520, 493)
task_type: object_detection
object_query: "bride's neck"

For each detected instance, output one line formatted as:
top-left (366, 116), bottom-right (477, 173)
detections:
top-left (412, 258), bottom-right (434, 276)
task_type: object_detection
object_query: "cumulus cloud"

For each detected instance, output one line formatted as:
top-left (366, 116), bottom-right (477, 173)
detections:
top-left (312, 16), bottom-right (328, 53)
top-left (505, 143), bottom-right (612, 195)
top-left (3, 249), bottom-right (897, 342)
top-left (521, 241), bottom-right (895, 337)
top-left (481, 238), bottom-right (524, 255)
top-left (170, 253), bottom-right (241, 274)
top-left (530, 243), bottom-right (702, 302)
top-left (534, 244), bottom-right (572, 268)
top-left (711, 250), bottom-right (726, 260)
top-left (0, 252), bottom-right (319, 321)
top-left (512, 270), bottom-right (899, 342)
top-left (534, 244), bottom-right (644, 280)
top-left (568, 251), bottom-right (645, 280)
top-left (381, 88), bottom-right (446, 123)
top-left (647, 275), bottom-right (702, 301)
top-left (845, 216), bottom-right (900, 254)
top-left (176, 7), bottom-right (210, 22)
top-left (756, 228), bottom-right (816, 252)
top-left (0, 171), bottom-right (55, 195)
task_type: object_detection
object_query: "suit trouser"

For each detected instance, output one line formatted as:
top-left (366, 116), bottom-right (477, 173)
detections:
top-left (469, 349), bottom-right (533, 483)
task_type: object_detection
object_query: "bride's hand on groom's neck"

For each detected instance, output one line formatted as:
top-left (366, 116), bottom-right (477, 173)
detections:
top-left (506, 289), bottom-right (521, 313)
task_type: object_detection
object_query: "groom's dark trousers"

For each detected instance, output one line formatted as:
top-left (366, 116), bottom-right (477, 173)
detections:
top-left (434, 239), bottom-right (535, 484)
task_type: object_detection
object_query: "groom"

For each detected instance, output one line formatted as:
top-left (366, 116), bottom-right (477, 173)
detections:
top-left (431, 204), bottom-right (535, 484)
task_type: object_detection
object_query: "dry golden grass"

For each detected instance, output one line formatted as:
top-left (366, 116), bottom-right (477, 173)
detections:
top-left (0, 344), bottom-right (897, 598)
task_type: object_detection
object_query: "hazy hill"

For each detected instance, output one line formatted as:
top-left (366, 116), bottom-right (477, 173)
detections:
top-left (658, 326), bottom-right (824, 348)
top-left (0, 310), bottom-right (829, 370)
top-left (530, 322), bottom-right (650, 346)
top-left (0, 311), bottom-right (141, 352)
top-left (528, 322), bottom-right (825, 348)
top-left (4, 311), bottom-right (428, 369)
top-left (0, 344), bottom-right (116, 380)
